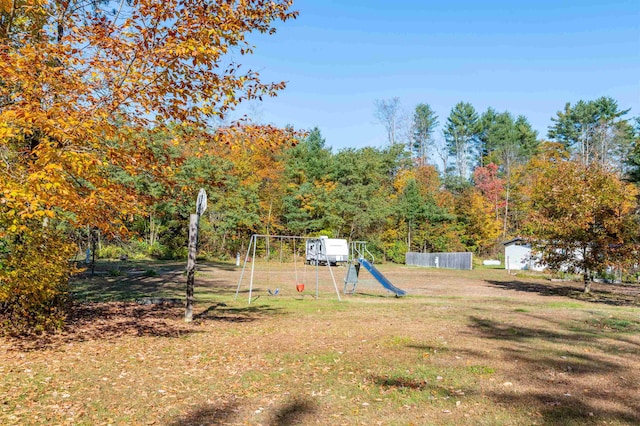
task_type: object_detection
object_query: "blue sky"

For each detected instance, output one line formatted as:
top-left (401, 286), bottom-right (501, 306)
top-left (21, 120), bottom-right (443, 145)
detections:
top-left (235, 0), bottom-right (640, 151)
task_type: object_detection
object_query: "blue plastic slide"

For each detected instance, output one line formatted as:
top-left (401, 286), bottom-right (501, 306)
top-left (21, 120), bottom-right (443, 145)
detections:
top-left (358, 258), bottom-right (406, 297)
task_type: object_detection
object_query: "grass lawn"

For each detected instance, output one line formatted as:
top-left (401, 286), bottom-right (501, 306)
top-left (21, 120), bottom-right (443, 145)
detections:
top-left (1, 260), bottom-right (639, 425)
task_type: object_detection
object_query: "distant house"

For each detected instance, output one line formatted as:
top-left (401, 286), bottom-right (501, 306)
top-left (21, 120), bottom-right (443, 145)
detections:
top-left (503, 238), bottom-right (545, 271)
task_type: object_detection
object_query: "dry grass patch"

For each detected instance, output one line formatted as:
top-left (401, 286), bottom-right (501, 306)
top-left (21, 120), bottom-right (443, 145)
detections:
top-left (1, 261), bottom-right (638, 425)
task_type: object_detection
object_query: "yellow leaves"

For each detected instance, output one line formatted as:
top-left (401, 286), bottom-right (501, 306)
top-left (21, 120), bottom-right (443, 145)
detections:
top-left (393, 169), bottom-right (416, 193)
top-left (298, 192), bottom-right (315, 213)
top-left (0, 227), bottom-right (77, 334)
top-left (317, 179), bottom-right (337, 193)
top-left (4, 223), bottom-right (29, 234)
top-left (1, 0), bottom-right (298, 240)
top-left (381, 227), bottom-right (402, 242)
top-left (457, 189), bottom-right (501, 252)
top-left (0, 0), bottom-right (12, 13)
top-left (210, 124), bottom-right (298, 188)
top-left (0, 122), bottom-right (14, 139)
top-left (43, 163), bottom-right (63, 172)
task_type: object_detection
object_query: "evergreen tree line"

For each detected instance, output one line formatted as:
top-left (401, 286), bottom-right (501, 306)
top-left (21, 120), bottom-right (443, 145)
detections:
top-left (104, 97), bottom-right (640, 264)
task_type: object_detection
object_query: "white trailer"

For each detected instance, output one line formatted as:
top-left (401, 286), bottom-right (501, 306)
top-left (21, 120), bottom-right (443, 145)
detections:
top-left (306, 236), bottom-right (349, 266)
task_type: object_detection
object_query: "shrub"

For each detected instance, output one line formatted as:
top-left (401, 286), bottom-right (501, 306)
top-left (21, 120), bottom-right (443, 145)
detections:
top-left (98, 244), bottom-right (126, 259)
top-left (384, 240), bottom-right (408, 264)
top-left (147, 242), bottom-right (168, 258)
top-left (0, 229), bottom-right (77, 336)
top-left (168, 246), bottom-right (189, 259)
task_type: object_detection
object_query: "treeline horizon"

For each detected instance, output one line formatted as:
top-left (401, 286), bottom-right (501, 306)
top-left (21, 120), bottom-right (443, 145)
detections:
top-left (97, 95), bottom-right (639, 265)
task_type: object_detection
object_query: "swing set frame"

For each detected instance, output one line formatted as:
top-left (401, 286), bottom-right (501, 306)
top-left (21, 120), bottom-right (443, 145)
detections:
top-left (234, 234), bottom-right (342, 304)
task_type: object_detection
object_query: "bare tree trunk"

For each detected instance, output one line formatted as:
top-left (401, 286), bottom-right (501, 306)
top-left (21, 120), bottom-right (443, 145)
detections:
top-left (90, 228), bottom-right (96, 276)
top-left (583, 270), bottom-right (592, 294)
top-left (149, 214), bottom-right (158, 246)
top-left (434, 139), bottom-right (449, 178)
top-left (457, 139), bottom-right (467, 178)
top-left (374, 97), bottom-right (401, 146)
top-left (185, 214), bottom-right (198, 322)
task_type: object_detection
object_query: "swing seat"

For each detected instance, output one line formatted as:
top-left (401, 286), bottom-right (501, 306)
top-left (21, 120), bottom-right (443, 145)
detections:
top-left (268, 288), bottom-right (280, 296)
top-left (296, 283), bottom-right (305, 293)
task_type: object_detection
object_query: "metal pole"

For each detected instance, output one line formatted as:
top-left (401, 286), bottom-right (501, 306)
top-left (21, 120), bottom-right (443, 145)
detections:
top-left (315, 259), bottom-right (319, 299)
top-left (248, 235), bottom-right (257, 304)
top-left (235, 235), bottom-right (254, 300)
top-left (327, 263), bottom-right (342, 302)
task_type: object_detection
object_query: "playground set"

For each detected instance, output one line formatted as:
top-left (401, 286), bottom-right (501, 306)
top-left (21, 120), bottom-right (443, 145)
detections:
top-left (234, 235), bottom-right (406, 304)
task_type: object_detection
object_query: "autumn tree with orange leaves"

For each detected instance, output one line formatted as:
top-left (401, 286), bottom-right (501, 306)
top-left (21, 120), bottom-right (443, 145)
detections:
top-left (0, 0), bottom-right (298, 333)
top-left (525, 160), bottom-right (639, 294)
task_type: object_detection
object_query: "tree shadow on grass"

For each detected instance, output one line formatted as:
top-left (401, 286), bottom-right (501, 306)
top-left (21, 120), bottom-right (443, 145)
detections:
top-left (468, 315), bottom-right (638, 357)
top-left (470, 315), bottom-right (574, 342)
top-left (72, 273), bottom-right (245, 303)
top-left (166, 397), bottom-right (316, 426)
top-left (7, 302), bottom-right (198, 351)
top-left (194, 302), bottom-right (284, 323)
top-left (8, 300), bottom-right (285, 351)
top-left (466, 315), bottom-right (640, 424)
top-left (487, 389), bottom-right (640, 425)
top-left (167, 400), bottom-right (239, 426)
top-left (199, 260), bottom-right (241, 272)
top-left (72, 259), bottom-right (241, 302)
top-left (71, 271), bottom-right (187, 302)
top-left (485, 279), bottom-right (640, 307)
top-left (269, 397), bottom-right (316, 426)
top-left (349, 291), bottom-right (403, 299)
